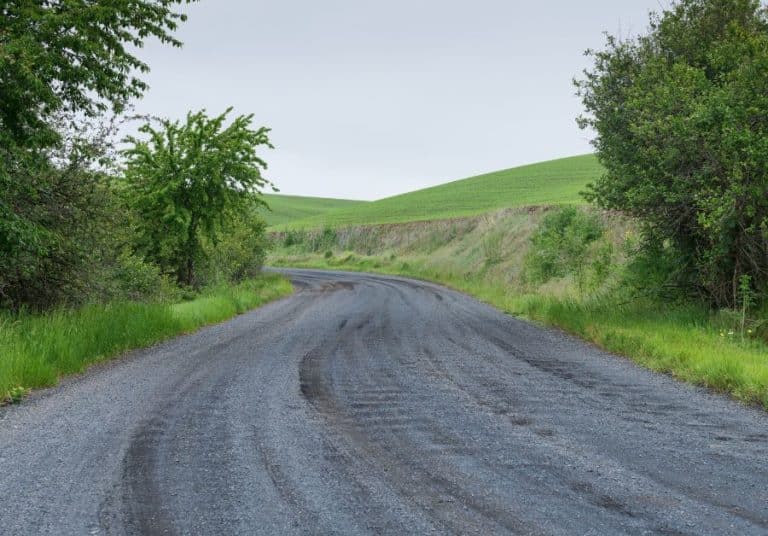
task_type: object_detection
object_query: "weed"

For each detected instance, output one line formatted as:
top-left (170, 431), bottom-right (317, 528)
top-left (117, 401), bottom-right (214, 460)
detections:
top-left (523, 207), bottom-right (603, 284)
top-left (740, 275), bottom-right (755, 343)
top-left (0, 275), bottom-right (292, 400)
top-left (5, 386), bottom-right (28, 405)
top-left (482, 232), bottom-right (504, 266)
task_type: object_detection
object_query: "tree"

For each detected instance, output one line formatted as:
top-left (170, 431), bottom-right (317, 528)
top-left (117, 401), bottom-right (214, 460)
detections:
top-left (0, 0), bottom-right (195, 309)
top-left (576, 0), bottom-right (768, 307)
top-left (123, 109), bottom-right (274, 287)
top-left (0, 0), bottom-right (194, 149)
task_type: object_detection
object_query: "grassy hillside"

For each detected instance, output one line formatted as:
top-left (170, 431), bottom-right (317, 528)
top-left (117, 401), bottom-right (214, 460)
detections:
top-left (260, 194), bottom-right (367, 227)
top-left (276, 154), bottom-right (602, 229)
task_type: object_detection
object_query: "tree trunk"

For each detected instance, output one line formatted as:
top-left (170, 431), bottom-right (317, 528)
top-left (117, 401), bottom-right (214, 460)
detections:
top-left (182, 214), bottom-right (199, 287)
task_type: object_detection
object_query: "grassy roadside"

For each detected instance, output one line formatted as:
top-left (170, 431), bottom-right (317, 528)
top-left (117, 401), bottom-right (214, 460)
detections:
top-left (271, 253), bottom-right (768, 409)
top-left (0, 274), bottom-right (293, 404)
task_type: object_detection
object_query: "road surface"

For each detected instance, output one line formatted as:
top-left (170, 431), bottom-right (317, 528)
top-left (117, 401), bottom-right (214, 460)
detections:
top-left (1, 269), bottom-right (767, 535)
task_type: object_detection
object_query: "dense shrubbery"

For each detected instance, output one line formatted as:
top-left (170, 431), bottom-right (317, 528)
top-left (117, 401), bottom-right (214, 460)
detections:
top-left (0, 2), bottom-right (272, 311)
top-left (523, 207), bottom-right (604, 285)
top-left (200, 214), bottom-right (269, 285)
top-left (577, 0), bottom-right (768, 307)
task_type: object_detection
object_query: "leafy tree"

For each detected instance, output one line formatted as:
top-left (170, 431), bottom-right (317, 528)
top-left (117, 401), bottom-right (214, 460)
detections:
top-left (0, 0), bottom-right (194, 148)
top-left (576, 0), bottom-right (768, 307)
top-left (0, 0), bottom-right (194, 309)
top-left (123, 109), bottom-right (274, 287)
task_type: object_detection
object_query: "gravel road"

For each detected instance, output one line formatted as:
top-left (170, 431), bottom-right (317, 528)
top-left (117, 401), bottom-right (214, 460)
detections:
top-left (1, 269), bottom-right (768, 535)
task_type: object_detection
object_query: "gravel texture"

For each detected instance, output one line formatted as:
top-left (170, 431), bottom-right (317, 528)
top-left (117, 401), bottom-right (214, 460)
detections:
top-left (1, 268), bottom-right (767, 535)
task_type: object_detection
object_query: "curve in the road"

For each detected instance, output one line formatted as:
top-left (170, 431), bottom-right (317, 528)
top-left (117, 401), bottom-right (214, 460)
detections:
top-left (1, 269), bottom-right (767, 535)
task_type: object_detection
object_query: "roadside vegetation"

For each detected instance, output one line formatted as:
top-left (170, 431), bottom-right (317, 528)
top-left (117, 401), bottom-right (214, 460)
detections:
top-left (270, 206), bottom-right (768, 408)
top-left (0, 275), bottom-right (291, 405)
top-left (270, 0), bottom-right (768, 409)
top-left (0, 2), bottom-right (290, 403)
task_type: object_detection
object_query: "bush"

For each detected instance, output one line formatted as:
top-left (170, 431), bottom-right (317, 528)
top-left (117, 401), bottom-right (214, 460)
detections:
top-left (200, 215), bottom-right (268, 285)
top-left (577, 0), bottom-right (768, 307)
top-left (283, 229), bottom-right (306, 247)
top-left (0, 152), bottom-right (113, 310)
top-left (109, 251), bottom-right (177, 302)
top-left (310, 227), bottom-right (338, 252)
top-left (523, 207), bottom-right (604, 284)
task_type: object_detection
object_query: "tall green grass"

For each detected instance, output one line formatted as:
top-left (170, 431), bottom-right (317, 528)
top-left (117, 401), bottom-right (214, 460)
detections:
top-left (0, 274), bottom-right (292, 403)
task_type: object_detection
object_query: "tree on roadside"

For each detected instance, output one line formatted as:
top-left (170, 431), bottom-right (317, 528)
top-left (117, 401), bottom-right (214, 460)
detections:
top-left (123, 109), bottom-right (274, 287)
top-left (0, 0), bottom-right (196, 309)
top-left (576, 0), bottom-right (768, 307)
top-left (0, 0), bottom-right (195, 148)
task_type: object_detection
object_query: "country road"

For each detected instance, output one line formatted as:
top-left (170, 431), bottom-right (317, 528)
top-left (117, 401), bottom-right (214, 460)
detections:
top-left (1, 269), bottom-right (768, 535)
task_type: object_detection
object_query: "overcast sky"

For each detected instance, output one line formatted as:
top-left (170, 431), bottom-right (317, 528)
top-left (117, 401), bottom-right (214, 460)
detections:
top-left (135, 1), bottom-right (659, 200)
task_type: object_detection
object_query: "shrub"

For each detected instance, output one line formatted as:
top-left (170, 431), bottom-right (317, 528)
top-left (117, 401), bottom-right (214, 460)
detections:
top-left (283, 229), bottom-right (305, 247)
top-left (523, 207), bottom-right (604, 284)
top-left (481, 231), bottom-right (504, 266)
top-left (577, 0), bottom-right (768, 307)
top-left (310, 227), bottom-right (338, 252)
top-left (200, 215), bottom-right (268, 285)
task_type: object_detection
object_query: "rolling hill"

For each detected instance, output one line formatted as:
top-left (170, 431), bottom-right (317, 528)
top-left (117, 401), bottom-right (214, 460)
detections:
top-left (273, 154), bottom-right (602, 229)
top-left (260, 194), bottom-right (367, 227)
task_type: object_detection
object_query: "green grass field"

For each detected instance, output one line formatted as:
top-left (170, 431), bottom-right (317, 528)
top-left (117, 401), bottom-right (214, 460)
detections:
top-left (261, 194), bottom-right (367, 227)
top-left (274, 154), bottom-right (602, 229)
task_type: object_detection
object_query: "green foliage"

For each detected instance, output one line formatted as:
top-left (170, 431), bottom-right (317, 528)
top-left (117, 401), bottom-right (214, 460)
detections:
top-left (311, 227), bottom-right (338, 252)
top-left (0, 0), bottom-right (194, 148)
top-left (523, 207), bottom-right (604, 284)
top-left (0, 145), bottom-right (114, 309)
top-left (0, 274), bottom-right (292, 403)
top-left (107, 251), bottom-right (178, 303)
top-left (576, 0), bottom-right (768, 306)
top-left (201, 215), bottom-right (268, 285)
top-left (0, 1), bottom-right (193, 311)
top-left (282, 229), bottom-right (306, 247)
top-left (6, 386), bottom-right (27, 405)
top-left (273, 155), bottom-right (602, 229)
top-left (739, 274), bottom-right (756, 341)
top-left (123, 109), bottom-right (273, 287)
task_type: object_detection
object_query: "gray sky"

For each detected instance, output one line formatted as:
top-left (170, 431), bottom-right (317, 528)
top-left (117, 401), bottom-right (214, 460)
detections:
top-left (135, 1), bottom-right (658, 200)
